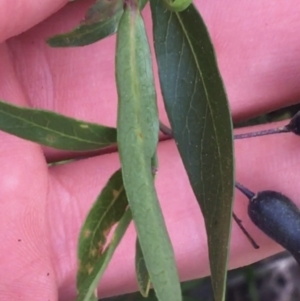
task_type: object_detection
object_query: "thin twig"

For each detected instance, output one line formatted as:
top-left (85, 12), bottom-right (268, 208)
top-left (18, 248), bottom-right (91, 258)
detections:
top-left (232, 212), bottom-right (259, 249)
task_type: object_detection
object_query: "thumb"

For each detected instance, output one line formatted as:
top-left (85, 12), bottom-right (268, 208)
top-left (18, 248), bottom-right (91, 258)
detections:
top-left (0, 0), bottom-right (68, 42)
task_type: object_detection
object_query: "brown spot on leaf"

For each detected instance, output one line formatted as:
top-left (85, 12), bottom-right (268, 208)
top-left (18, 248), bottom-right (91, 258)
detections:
top-left (86, 263), bottom-right (94, 275)
top-left (84, 229), bottom-right (92, 238)
top-left (46, 135), bottom-right (55, 143)
top-left (112, 189), bottom-right (120, 199)
top-left (90, 248), bottom-right (98, 257)
top-left (138, 131), bottom-right (143, 139)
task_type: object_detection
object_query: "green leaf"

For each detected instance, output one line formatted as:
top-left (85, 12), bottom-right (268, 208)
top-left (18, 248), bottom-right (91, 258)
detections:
top-left (47, 0), bottom-right (149, 47)
top-left (76, 169), bottom-right (130, 301)
top-left (0, 99), bottom-right (116, 151)
top-left (48, 0), bottom-right (123, 47)
top-left (116, 3), bottom-right (182, 301)
top-left (162, 0), bottom-right (192, 12)
top-left (135, 239), bottom-right (151, 297)
top-left (150, 2), bottom-right (234, 301)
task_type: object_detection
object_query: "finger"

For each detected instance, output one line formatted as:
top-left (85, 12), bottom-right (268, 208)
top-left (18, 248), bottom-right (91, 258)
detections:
top-left (48, 119), bottom-right (298, 299)
top-left (0, 44), bottom-right (57, 301)
top-left (0, 0), bottom-right (69, 42)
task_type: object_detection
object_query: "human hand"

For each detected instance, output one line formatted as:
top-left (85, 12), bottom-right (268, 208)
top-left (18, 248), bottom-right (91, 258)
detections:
top-left (1, 0), bottom-right (300, 300)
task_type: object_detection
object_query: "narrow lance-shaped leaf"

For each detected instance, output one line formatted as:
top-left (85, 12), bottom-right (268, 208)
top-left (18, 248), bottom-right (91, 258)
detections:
top-left (47, 0), bottom-right (149, 47)
top-left (76, 169), bottom-right (130, 301)
top-left (0, 99), bottom-right (116, 151)
top-left (48, 0), bottom-right (123, 47)
top-left (116, 2), bottom-right (182, 301)
top-left (150, 2), bottom-right (234, 301)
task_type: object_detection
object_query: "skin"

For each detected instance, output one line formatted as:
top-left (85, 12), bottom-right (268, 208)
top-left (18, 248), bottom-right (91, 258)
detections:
top-left (1, 0), bottom-right (300, 300)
